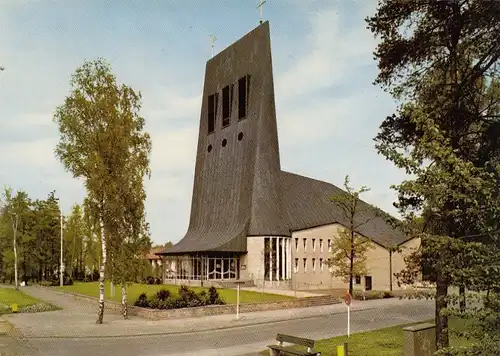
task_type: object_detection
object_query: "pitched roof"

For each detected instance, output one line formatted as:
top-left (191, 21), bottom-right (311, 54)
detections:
top-left (279, 171), bottom-right (410, 248)
top-left (145, 246), bottom-right (164, 260)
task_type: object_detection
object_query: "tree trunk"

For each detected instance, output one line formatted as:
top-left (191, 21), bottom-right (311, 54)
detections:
top-left (435, 270), bottom-right (449, 349)
top-left (459, 284), bottom-right (466, 313)
top-left (389, 250), bottom-right (393, 292)
top-left (121, 283), bottom-right (128, 319)
top-left (349, 231), bottom-right (354, 295)
top-left (96, 220), bottom-right (106, 324)
top-left (12, 215), bottom-right (19, 290)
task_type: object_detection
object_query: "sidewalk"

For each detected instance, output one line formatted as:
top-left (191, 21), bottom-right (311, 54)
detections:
top-left (6, 285), bottom-right (432, 339)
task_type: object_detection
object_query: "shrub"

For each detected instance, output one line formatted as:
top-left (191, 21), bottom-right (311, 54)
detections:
top-left (208, 286), bottom-right (225, 305)
top-left (383, 291), bottom-right (394, 299)
top-left (20, 303), bottom-right (55, 313)
top-left (178, 285), bottom-right (204, 307)
top-left (353, 290), bottom-right (394, 300)
top-left (156, 289), bottom-right (170, 301)
top-left (145, 276), bottom-right (155, 285)
top-left (198, 290), bottom-right (209, 304)
top-left (134, 293), bottom-right (150, 308)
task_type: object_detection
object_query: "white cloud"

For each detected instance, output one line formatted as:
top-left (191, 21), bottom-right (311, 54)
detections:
top-left (275, 7), bottom-right (376, 103)
top-left (144, 88), bottom-right (202, 123)
top-left (0, 137), bottom-right (58, 169)
top-left (149, 126), bottom-right (198, 175)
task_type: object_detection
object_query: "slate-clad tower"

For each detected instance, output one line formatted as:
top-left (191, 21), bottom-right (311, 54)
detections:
top-left (160, 21), bottom-right (412, 290)
top-left (166, 21), bottom-right (289, 254)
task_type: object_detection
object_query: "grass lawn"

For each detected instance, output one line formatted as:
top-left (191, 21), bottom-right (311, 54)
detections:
top-left (0, 287), bottom-right (40, 308)
top-left (57, 281), bottom-right (295, 305)
top-left (260, 317), bottom-right (473, 356)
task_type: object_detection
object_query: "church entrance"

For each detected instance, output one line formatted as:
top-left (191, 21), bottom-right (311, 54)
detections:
top-left (163, 253), bottom-right (241, 282)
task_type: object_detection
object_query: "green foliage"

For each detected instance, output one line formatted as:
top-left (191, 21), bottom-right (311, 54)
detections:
top-left (133, 285), bottom-right (225, 310)
top-left (53, 58), bottom-right (153, 319)
top-left (367, 0), bottom-right (500, 352)
top-left (329, 227), bottom-right (374, 282)
top-left (327, 175), bottom-right (376, 294)
top-left (352, 290), bottom-right (394, 300)
top-left (0, 188), bottom-right (69, 285)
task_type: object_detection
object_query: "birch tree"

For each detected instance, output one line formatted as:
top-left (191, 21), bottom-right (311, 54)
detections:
top-left (53, 58), bottom-right (151, 323)
top-left (0, 188), bottom-right (32, 290)
top-left (326, 176), bottom-right (375, 295)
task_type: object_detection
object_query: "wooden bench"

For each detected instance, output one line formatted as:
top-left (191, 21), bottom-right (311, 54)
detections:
top-left (268, 334), bottom-right (321, 356)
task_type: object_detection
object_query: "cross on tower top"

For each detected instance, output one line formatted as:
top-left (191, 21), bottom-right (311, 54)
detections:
top-left (209, 34), bottom-right (217, 58)
top-left (257, 0), bottom-right (267, 25)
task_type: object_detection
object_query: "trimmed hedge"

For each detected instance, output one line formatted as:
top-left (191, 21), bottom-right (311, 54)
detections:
top-left (134, 285), bottom-right (225, 310)
top-left (353, 290), bottom-right (394, 300)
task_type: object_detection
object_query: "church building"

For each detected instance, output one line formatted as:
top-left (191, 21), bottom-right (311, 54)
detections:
top-left (158, 22), bottom-right (420, 292)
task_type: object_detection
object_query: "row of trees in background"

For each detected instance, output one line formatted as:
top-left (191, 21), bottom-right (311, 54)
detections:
top-left (0, 188), bottom-right (105, 287)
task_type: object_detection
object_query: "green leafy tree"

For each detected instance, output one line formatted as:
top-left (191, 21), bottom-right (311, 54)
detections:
top-left (326, 176), bottom-right (375, 295)
top-left (31, 192), bottom-right (62, 283)
top-left (64, 204), bottom-right (86, 280)
top-left (366, 1), bottom-right (500, 352)
top-left (53, 58), bottom-right (152, 323)
top-left (0, 188), bottom-right (34, 289)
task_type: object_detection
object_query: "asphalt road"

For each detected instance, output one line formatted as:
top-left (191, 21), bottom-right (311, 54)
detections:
top-left (11, 299), bottom-right (434, 356)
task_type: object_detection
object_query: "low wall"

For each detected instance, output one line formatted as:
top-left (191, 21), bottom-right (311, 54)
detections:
top-left (58, 289), bottom-right (340, 320)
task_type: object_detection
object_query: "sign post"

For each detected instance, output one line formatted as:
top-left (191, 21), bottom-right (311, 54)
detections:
top-left (235, 281), bottom-right (245, 320)
top-left (237, 283), bottom-right (240, 319)
top-left (344, 291), bottom-right (352, 338)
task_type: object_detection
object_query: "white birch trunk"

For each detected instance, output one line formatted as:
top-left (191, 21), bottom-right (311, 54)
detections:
top-left (121, 284), bottom-right (128, 319)
top-left (13, 216), bottom-right (18, 290)
top-left (96, 220), bottom-right (106, 324)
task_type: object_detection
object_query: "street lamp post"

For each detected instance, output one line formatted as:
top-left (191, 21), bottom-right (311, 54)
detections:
top-left (60, 211), bottom-right (63, 287)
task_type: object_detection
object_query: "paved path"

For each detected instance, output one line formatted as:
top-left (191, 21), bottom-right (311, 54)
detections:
top-left (17, 298), bottom-right (435, 356)
top-left (4, 286), bottom-right (436, 355)
top-left (239, 287), bottom-right (324, 297)
top-left (8, 286), bottom-right (422, 339)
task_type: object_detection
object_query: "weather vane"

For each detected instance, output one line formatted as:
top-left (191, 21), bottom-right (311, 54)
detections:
top-left (209, 34), bottom-right (217, 58)
top-left (257, 0), bottom-right (267, 25)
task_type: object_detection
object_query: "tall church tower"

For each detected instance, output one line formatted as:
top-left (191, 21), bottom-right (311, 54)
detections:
top-left (168, 21), bottom-right (289, 254)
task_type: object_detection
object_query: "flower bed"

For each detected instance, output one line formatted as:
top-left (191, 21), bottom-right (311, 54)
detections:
top-left (134, 285), bottom-right (225, 310)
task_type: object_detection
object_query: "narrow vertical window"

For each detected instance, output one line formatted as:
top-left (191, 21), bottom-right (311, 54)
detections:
top-left (320, 239), bottom-right (323, 253)
top-left (312, 258), bottom-right (316, 272)
top-left (320, 258), bottom-right (323, 271)
top-left (294, 258), bottom-right (299, 273)
top-left (303, 258), bottom-right (307, 273)
top-left (222, 85), bottom-right (230, 127)
top-left (238, 75), bottom-right (249, 119)
top-left (303, 238), bottom-right (307, 252)
top-left (312, 239), bottom-right (316, 252)
top-left (328, 239), bottom-right (332, 253)
top-left (295, 238), bottom-right (299, 252)
top-left (208, 94), bottom-right (216, 134)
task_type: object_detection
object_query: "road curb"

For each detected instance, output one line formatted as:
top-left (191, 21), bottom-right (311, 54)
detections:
top-left (18, 305), bottom-right (381, 340)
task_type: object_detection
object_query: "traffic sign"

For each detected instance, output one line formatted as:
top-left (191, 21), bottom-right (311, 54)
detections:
top-left (344, 291), bottom-right (352, 306)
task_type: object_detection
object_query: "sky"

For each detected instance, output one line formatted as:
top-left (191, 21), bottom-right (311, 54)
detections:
top-left (0, 0), bottom-right (408, 245)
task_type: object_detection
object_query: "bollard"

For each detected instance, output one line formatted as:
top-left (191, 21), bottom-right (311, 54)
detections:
top-left (336, 342), bottom-right (348, 356)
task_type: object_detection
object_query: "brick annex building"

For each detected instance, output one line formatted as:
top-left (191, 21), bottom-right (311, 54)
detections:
top-left (157, 22), bottom-right (420, 292)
